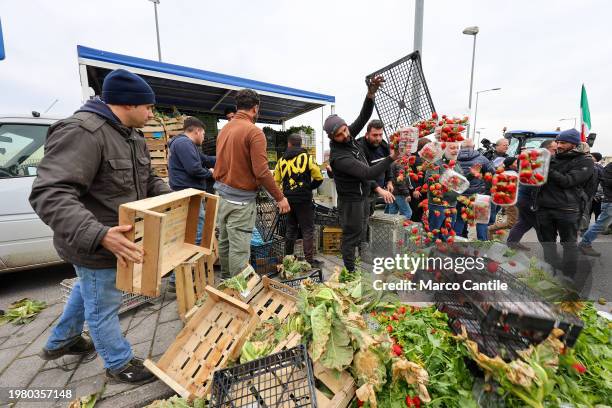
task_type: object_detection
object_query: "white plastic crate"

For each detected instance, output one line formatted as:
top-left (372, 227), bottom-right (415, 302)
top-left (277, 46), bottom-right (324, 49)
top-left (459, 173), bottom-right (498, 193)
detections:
top-left (60, 278), bottom-right (156, 315)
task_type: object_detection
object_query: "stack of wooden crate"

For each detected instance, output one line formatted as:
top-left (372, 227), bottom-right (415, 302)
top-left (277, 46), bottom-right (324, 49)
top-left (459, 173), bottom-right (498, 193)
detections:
top-left (140, 116), bottom-right (187, 180)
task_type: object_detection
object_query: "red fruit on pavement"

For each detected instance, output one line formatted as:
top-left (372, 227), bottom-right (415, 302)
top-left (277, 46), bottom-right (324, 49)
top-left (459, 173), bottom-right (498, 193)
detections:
top-left (487, 261), bottom-right (499, 273)
top-left (509, 261), bottom-right (517, 266)
top-left (398, 306), bottom-right (407, 314)
top-left (391, 314), bottom-right (399, 321)
top-left (387, 325), bottom-right (393, 333)
top-left (392, 344), bottom-right (403, 356)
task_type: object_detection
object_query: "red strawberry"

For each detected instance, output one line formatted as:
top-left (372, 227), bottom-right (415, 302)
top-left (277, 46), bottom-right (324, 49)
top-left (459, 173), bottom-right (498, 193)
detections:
top-left (357, 399), bottom-right (365, 407)
top-left (398, 306), bottom-right (407, 314)
top-left (392, 343), bottom-right (403, 356)
top-left (487, 261), bottom-right (499, 273)
top-left (535, 173), bottom-right (545, 181)
top-left (509, 261), bottom-right (517, 266)
top-left (572, 363), bottom-right (587, 374)
top-left (386, 325), bottom-right (393, 333)
top-left (502, 324), bottom-right (510, 333)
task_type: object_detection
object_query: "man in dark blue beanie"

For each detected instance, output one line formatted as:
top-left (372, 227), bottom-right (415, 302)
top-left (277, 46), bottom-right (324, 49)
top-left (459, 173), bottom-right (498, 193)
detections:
top-left (29, 69), bottom-right (171, 384)
top-left (535, 128), bottom-right (593, 280)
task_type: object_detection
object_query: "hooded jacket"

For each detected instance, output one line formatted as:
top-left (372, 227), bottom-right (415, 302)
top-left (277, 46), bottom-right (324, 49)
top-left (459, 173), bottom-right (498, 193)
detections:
top-left (456, 148), bottom-right (495, 195)
top-left (29, 98), bottom-right (172, 268)
top-left (168, 134), bottom-right (216, 191)
top-left (424, 159), bottom-right (464, 207)
top-left (536, 149), bottom-right (594, 212)
top-left (273, 147), bottom-right (323, 203)
top-left (329, 96), bottom-right (395, 201)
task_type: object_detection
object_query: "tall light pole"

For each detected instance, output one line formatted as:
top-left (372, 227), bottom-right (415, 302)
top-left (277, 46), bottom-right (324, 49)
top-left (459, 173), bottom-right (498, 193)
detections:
top-left (414, 0), bottom-right (424, 54)
top-left (473, 88), bottom-right (501, 140)
top-left (149, 0), bottom-right (162, 62)
top-left (559, 117), bottom-right (577, 129)
top-left (463, 26), bottom-right (479, 138)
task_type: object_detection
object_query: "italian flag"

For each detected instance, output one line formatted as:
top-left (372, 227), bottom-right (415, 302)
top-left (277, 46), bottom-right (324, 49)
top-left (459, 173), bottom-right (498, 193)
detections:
top-left (580, 84), bottom-right (591, 142)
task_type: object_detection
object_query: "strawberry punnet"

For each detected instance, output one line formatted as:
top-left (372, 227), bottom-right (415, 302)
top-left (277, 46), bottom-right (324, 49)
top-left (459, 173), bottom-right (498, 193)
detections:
top-left (518, 148), bottom-right (551, 186)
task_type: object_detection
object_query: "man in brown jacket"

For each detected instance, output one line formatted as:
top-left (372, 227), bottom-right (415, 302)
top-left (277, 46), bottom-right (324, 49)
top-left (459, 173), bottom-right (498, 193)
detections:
top-left (29, 69), bottom-right (171, 384)
top-left (214, 89), bottom-right (290, 277)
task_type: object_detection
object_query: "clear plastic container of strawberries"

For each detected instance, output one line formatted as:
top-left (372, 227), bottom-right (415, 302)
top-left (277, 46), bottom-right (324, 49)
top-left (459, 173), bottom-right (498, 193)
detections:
top-left (491, 170), bottom-right (519, 206)
top-left (419, 141), bottom-right (444, 163)
top-left (440, 169), bottom-right (470, 194)
top-left (473, 194), bottom-right (491, 223)
top-left (397, 127), bottom-right (420, 156)
top-left (518, 148), bottom-right (551, 186)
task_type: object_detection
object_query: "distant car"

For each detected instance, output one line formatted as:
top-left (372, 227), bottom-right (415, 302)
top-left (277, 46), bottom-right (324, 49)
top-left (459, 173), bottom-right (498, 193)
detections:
top-left (0, 114), bottom-right (63, 273)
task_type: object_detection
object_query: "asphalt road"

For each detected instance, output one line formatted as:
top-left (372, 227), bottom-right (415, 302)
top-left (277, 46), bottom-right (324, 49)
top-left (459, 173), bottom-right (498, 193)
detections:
top-left (0, 263), bottom-right (74, 310)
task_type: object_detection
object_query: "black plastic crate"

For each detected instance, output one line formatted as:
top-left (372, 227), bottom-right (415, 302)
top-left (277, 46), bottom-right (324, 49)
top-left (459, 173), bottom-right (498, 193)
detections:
top-left (210, 344), bottom-right (317, 408)
top-left (313, 203), bottom-right (340, 227)
top-left (256, 190), bottom-right (287, 240)
top-left (449, 317), bottom-right (531, 362)
top-left (280, 268), bottom-right (324, 289)
top-left (366, 51), bottom-right (435, 138)
top-left (250, 236), bottom-right (284, 276)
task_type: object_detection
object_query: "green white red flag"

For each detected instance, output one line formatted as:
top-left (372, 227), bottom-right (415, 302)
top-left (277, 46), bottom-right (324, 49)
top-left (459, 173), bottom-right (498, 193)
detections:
top-left (580, 84), bottom-right (591, 142)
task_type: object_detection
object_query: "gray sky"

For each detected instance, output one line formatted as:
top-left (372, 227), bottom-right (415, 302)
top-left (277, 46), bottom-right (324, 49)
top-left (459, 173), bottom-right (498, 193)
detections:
top-left (1, 0), bottom-right (610, 157)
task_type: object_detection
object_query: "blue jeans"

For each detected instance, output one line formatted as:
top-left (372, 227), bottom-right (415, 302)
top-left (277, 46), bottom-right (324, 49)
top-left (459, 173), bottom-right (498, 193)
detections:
top-left (428, 204), bottom-right (456, 240)
top-left (170, 203), bottom-right (205, 284)
top-left (46, 266), bottom-right (133, 371)
top-left (581, 202), bottom-right (612, 246)
top-left (453, 202), bottom-right (488, 241)
top-left (385, 195), bottom-right (413, 219)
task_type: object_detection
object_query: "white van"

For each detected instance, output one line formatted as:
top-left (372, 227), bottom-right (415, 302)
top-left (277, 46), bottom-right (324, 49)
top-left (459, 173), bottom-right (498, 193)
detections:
top-left (0, 114), bottom-right (63, 273)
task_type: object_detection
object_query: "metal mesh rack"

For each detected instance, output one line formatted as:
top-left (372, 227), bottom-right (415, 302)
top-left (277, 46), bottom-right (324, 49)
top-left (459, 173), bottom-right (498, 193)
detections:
top-left (366, 51), bottom-right (436, 138)
top-left (368, 213), bottom-right (406, 259)
top-left (255, 189), bottom-right (287, 240)
top-left (210, 344), bottom-right (317, 408)
top-left (60, 278), bottom-right (155, 315)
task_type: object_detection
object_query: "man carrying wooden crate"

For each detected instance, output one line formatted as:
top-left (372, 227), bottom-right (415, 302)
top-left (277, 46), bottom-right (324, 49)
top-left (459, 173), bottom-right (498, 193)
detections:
top-left (29, 69), bottom-right (172, 384)
top-left (214, 89), bottom-right (290, 277)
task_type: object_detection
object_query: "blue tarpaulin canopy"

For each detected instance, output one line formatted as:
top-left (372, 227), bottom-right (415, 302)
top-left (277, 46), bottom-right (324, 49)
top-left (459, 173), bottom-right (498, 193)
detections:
top-left (77, 45), bottom-right (335, 124)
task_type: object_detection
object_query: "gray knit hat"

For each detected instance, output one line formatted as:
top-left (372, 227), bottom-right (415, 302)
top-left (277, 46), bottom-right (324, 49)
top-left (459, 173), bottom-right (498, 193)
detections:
top-left (323, 114), bottom-right (347, 138)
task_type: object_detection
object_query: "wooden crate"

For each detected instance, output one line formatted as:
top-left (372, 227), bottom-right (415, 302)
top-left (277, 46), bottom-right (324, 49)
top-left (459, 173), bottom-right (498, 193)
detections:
top-left (273, 333), bottom-right (356, 408)
top-left (220, 264), bottom-right (263, 304)
top-left (116, 189), bottom-right (219, 297)
top-left (323, 226), bottom-right (342, 254)
top-left (144, 286), bottom-right (258, 400)
top-left (152, 165), bottom-right (168, 178)
top-left (223, 272), bottom-right (299, 322)
top-left (175, 252), bottom-right (215, 321)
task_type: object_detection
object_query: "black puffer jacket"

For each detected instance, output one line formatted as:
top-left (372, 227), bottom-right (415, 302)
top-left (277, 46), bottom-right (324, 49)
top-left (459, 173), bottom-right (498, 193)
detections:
top-left (602, 163), bottom-right (612, 203)
top-left (536, 150), bottom-right (594, 212)
top-left (330, 97), bottom-right (394, 201)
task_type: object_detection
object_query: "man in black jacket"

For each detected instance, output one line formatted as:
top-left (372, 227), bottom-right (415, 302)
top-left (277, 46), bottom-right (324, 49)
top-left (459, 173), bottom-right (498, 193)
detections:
top-left (579, 159), bottom-right (612, 256)
top-left (29, 69), bottom-right (171, 384)
top-left (274, 133), bottom-right (324, 266)
top-left (535, 129), bottom-right (594, 277)
top-left (325, 76), bottom-right (396, 272)
top-left (355, 120), bottom-right (393, 210)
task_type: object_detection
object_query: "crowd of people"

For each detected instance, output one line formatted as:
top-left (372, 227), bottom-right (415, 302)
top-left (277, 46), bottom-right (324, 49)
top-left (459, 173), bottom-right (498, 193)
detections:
top-left (25, 68), bottom-right (611, 385)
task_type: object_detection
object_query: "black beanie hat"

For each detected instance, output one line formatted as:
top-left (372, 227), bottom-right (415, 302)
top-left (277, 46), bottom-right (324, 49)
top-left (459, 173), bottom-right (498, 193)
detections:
top-left (102, 69), bottom-right (156, 105)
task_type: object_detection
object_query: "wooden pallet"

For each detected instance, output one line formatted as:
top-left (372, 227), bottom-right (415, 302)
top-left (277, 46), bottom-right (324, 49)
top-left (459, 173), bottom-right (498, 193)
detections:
top-left (272, 333), bottom-right (355, 408)
top-left (116, 189), bottom-right (219, 297)
top-left (144, 286), bottom-right (258, 400)
top-left (175, 252), bottom-right (214, 321)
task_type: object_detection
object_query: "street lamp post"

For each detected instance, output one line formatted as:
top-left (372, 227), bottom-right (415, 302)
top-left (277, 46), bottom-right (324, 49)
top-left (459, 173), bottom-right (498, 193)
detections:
top-left (463, 26), bottom-right (479, 138)
top-left (559, 117), bottom-right (577, 129)
top-left (473, 88), bottom-right (501, 140)
top-left (149, 0), bottom-right (162, 62)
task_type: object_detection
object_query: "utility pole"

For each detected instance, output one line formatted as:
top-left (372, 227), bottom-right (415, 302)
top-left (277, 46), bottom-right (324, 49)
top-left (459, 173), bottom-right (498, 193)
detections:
top-left (414, 0), bottom-right (424, 54)
top-left (149, 0), bottom-right (162, 62)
